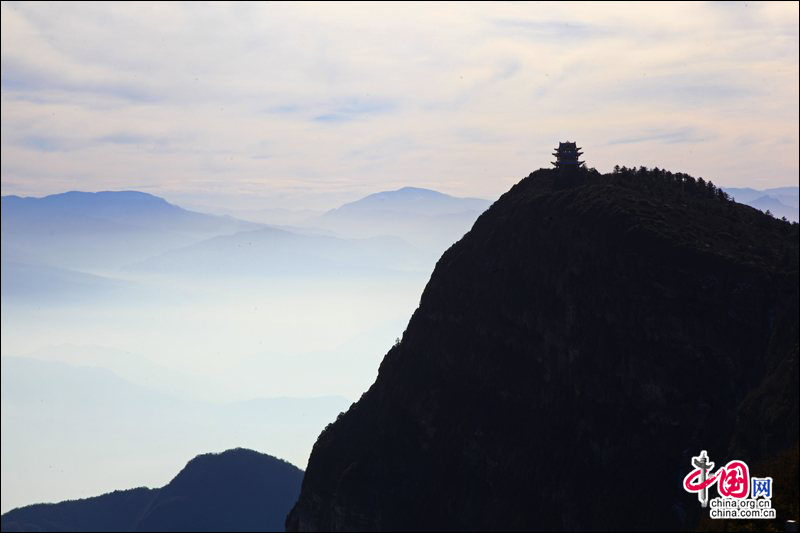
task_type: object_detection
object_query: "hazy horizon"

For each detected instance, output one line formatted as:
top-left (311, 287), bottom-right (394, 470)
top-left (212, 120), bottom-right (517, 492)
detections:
top-left (2, 2), bottom-right (798, 206)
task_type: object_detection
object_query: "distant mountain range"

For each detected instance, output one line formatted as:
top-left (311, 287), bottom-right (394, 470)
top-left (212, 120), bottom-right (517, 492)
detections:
top-left (326, 186), bottom-right (489, 215)
top-left (4, 186), bottom-right (792, 285)
top-left (1, 191), bottom-right (259, 273)
top-left (1, 191), bottom-right (253, 234)
top-left (1, 187), bottom-right (488, 301)
top-left (316, 186), bottom-right (491, 249)
top-left (0, 448), bottom-right (302, 532)
top-left (723, 186), bottom-right (798, 221)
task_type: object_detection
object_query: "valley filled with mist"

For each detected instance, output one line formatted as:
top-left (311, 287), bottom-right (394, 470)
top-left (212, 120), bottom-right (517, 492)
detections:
top-left (0, 186), bottom-right (490, 512)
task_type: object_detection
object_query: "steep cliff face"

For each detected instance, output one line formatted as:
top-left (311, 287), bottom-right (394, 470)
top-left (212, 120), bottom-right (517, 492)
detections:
top-left (287, 168), bottom-right (799, 532)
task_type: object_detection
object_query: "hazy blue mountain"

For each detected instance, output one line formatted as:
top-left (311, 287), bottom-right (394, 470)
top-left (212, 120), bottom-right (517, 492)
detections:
top-left (1, 260), bottom-right (133, 302)
top-left (200, 206), bottom-right (325, 227)
top-left (315, 187), bottom-right (492, 250)
top-left (21, 344), bottom-right (200, 399)
top-left (0, 356), bottom-right (347, 512)
top-left (724, 186), bottom-right (798, 221)
top-left (127, 226), bottom-right (430, 278)
top-left (723, 186), bottom-right (765, 203)
top-left (1, 188), bottom-right (486, 279)
top-left (1, 191), bottom-right (260, 271)
top-left (0, 356), bottom-right (175, 414)
top-left (327, 186), bottom-right (489, 215)
top-left (762, 186), bottom-right (800, 208)
top-left (1, 191), bottom-right (255, 234)
top-left (0, 449), bottom-right (302, 532)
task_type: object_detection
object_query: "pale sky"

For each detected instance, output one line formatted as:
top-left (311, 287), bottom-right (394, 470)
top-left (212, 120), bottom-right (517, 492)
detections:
top-left (1, 1), bottom-right (798, 209)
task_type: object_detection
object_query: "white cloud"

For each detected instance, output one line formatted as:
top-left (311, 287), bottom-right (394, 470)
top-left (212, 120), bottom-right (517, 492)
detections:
top-left (2, 1), bottom-right (798, 205)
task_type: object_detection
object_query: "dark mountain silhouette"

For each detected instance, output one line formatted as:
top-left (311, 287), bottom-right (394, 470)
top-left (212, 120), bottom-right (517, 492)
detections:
top-left (0, 489), bottom-right (157, 533)
top-left (287, 166), bottom-right (799, 531)
top-left (1, 449), bottom-right (302, 532)
top-left (136, 449), bottom-right (302, 532)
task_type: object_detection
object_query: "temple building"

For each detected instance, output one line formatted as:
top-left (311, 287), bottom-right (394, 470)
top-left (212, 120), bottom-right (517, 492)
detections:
top-left (552, 141), bottom-right (584, 168)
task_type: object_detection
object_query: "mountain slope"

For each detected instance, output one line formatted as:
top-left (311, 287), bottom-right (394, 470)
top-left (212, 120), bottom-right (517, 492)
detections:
top-left (287, 167), bottom-right (799, 531)
top-left (128, 226), bottom-right (428, 277)
top-left (0, 449), bottom-right (302, 532)
top-left (0, 260), bottom-right (132, 302)
top-left (0, 488), bottom-right (157, 533)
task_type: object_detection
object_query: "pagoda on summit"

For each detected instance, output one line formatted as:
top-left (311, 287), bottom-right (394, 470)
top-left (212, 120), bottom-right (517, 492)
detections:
top-left (552, 141), bottom-right (584, 168)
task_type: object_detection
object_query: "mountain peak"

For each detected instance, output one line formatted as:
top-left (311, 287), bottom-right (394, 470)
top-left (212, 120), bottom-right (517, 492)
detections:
top-left (341, 186), bottom-right (461, 206)
top-left (165, 447), bottom-right (300, 491)
top-left (287, 166), bottom-right (799, 531)
top-left (388, 186), bottom-right (447, 196)
top-left (394, 185), bottom-right (439, 193)
top-left (1, 448), bottom-right (303, 533)
top-left (325, 186), bottom-right (490, 217)
top-left (4, 189), bottom-right (171, 205)
top-left (58, 190), bottom-right (165, 199)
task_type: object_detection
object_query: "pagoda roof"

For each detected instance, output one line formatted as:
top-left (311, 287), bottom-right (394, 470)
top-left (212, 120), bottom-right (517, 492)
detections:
top-left (552, 141), bottom-right (585, 167)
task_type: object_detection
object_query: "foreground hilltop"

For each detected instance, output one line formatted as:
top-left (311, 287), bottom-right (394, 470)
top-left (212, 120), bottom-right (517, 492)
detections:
top-left (2, 448), bottom-right (302, 532)
top-left (288, 166), bottom-right (799, 531)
